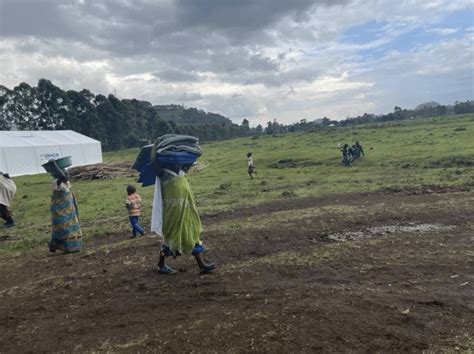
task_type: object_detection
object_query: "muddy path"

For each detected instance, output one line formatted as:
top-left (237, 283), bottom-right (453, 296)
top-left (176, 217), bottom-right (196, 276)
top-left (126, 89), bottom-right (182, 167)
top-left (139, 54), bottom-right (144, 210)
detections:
top-left (201, 184), bottom-right (471, 223)
top-left (0, 190), bottom-right (473, 352)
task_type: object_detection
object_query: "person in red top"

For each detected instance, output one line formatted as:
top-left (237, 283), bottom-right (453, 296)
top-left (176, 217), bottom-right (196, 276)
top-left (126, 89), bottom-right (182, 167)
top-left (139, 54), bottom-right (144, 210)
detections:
top-left (126, 185), bottom-right (145, 238)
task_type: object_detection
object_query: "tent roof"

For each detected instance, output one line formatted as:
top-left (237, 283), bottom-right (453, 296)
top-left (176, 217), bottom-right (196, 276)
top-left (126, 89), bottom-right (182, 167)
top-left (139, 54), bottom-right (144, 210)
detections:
top-left (0, 130), bottom-right (100, 147)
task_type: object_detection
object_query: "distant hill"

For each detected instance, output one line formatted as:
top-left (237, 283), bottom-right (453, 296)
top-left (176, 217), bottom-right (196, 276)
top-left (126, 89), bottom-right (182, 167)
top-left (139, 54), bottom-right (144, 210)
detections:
top-left (0, 79), bottom-right (248, 150)
top-left (151, 104), bottom-right (232, 125)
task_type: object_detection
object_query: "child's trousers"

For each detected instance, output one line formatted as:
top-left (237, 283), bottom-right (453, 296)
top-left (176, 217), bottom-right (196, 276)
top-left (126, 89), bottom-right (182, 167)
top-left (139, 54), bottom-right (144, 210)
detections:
top-left (129, 216), bottom-right (144, 236)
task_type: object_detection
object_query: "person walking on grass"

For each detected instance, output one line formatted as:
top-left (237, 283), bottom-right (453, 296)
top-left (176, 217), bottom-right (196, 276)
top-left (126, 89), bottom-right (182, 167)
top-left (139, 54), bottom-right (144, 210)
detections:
top-left (354, 141), bottom-right (365, 160)
top-left (126, 184), bottom-right (145, 238)
top-left (48, 168), bottom-right (82, 253)
top-left (247, 152), bottom-right (257, 179)
top-left (339, 143), bottom-right (352, 167)
top-left (155, 164), bottom-right (215, 275)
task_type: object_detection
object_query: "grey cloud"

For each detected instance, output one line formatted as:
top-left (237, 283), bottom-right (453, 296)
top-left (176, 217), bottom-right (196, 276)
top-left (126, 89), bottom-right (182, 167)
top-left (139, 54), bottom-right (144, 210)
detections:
top-left (0, 0), bottom-right (83, 39)
top-left (1, 0), bottom-right (349, 56)
top-left (152, 69), bottom-right (201, 83)
top-left (173, 0), bottom-right (346, 33)
top-left (177, 92), bottom-right (204, 102)
top-left (0, 0), bottom-right (167, 55)
top-left (0, 0), bottom-right (350, 93)
top-left (1, 0), bottom-right (472, 124)
top-left (10, 38), bottom-right (109, 62)
top-left (202, 93), bottom-right (269, 120)
top-left (205, 49), bottom-right (279, 74)
top-left (211, 62), bottom-right (322, 88)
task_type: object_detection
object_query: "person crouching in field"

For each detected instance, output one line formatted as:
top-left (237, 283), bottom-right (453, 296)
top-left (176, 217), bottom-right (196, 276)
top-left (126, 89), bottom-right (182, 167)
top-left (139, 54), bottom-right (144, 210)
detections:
top-left (48, 171), bottom-right (82, 253)
top-left (156, 164), bottom-right (215, 275)
top-left (126, 184), bottom-right (145, 238)
top-left (247, 152), bottom-right (257, 179)
top-left (0, 172), bottom-right (17, 227)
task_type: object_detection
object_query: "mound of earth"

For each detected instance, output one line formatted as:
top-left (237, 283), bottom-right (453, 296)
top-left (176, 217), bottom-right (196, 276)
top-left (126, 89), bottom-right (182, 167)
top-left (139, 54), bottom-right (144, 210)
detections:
top-left (69, 160), bottom-right (135, 180)
top-left (68, 160), bottom-right (207, 181)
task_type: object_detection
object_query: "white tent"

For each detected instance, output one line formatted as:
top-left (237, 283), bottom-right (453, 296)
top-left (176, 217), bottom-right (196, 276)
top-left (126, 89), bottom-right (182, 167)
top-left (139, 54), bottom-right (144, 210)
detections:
top-left (0, 130), bottom-right (102, 176)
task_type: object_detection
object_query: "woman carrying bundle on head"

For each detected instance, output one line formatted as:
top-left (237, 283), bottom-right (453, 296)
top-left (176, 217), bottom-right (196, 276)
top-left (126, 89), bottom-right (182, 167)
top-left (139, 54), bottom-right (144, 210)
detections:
top-left (155, 163), bottom-right (215, 275)
top-left (133, 134), bottom-right (215, 275)
top-left (44, 158), bottom-right (82, 254)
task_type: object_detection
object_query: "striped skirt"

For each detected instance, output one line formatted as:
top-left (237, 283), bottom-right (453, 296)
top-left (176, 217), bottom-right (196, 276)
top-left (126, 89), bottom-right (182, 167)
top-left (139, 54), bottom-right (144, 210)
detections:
top-left (50, 190), bottom-right (82, 252)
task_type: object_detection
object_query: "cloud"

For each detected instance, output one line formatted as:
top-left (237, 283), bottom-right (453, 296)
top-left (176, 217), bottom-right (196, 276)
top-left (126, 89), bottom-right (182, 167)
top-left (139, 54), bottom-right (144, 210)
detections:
top-left (426, 27), bottom-right (460, 35)
top-left (0, 39), bottom-right (112, 94)
top-left (349, 32), bottom-right (474, 113)
top-left (0, 0), bottom-right (472, 124)
top-left (152, 70), bottom-right (201, 83)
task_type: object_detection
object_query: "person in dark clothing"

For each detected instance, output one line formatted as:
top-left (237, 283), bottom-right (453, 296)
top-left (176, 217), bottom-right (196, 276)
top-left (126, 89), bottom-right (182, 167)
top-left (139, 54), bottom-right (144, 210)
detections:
top-left (351, 141), bottom-right (365, 162)
top-left (339, 144), bottom-right (352, 167)
top-left (0, 172), bottom-right (16, 227)
top-left (355, 141), bottom-right (364, 156)
top-left (348, 145), bottom-right (354, 160)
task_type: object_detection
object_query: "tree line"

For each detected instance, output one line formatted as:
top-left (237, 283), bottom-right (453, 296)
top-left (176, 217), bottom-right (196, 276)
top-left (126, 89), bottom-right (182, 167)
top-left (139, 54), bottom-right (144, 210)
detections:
top-left (0, 79), bottom-right (252, 151)
top-left (1, 79), bottom-right (472, 149)
top-left (264, 100), bottom-right (474, 134)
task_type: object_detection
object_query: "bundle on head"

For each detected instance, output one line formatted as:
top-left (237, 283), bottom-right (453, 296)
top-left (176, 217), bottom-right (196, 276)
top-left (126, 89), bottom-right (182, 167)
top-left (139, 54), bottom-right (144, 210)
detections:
top-left (132, 134), bottom-right (202, 186)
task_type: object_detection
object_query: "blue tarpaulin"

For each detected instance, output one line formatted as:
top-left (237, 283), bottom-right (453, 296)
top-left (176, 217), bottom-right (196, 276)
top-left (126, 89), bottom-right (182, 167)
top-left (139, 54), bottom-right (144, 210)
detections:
top-left (132, 138), bottom-right (201, 187)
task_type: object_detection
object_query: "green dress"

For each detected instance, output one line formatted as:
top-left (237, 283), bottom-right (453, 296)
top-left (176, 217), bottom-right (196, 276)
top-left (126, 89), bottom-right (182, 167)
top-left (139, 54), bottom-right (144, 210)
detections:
top-left (162, 176), bottom-right (202, 255)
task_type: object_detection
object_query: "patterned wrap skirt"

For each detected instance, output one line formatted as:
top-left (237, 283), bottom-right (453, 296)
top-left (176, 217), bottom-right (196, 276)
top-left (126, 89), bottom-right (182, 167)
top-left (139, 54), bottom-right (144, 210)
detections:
top-left (50, 190), bottom-right (82, 252)
top-left (162, 176), bottom-right (202, 255)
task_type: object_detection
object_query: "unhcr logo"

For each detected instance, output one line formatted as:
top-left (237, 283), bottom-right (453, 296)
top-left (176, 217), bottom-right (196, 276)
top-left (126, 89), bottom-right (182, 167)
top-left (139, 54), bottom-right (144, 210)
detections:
top-left (40, 152), bottom-right (60, 161)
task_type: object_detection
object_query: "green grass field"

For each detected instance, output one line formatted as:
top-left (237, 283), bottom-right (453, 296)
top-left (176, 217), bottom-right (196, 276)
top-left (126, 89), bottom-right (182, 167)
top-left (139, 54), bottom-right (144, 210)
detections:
top-left (2, 114), bottom-right (473, 253)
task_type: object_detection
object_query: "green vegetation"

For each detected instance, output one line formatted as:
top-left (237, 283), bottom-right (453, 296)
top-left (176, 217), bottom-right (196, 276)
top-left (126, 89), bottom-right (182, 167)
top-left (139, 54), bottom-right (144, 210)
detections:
top-left (1, 114), bottom-right (473, 253)
top-left (190, 114), bottom-right (474, 211)
top-left (0, 79), bottom-right (248, 151)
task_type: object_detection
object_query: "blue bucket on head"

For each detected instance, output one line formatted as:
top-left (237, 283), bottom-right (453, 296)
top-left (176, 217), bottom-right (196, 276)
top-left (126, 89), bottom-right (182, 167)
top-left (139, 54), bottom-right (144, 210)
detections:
top-left (42, 156), bottom-right (72, 178)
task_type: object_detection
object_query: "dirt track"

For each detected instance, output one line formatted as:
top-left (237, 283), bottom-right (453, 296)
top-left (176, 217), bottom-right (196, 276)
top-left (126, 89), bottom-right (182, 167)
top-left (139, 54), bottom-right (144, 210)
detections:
top-left (1, 190), bottom-right (473, 352)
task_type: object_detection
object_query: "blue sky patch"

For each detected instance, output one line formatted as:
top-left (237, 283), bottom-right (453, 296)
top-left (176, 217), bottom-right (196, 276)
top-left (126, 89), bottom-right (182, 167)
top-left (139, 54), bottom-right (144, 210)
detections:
top-left (341, 9), bottom-right (471, 61)
top-left (341, 21), bottom-right (386, 44)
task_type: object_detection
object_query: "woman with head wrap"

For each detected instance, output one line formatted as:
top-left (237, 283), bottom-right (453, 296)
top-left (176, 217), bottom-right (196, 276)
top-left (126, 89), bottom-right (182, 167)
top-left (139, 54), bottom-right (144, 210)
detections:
top-left (48, 164), bottom-right (82, 253)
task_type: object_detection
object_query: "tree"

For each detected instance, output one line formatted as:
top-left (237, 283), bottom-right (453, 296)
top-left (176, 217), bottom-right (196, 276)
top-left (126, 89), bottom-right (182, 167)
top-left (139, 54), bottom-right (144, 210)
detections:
top-left (265, 121), bottom-right (273, 134)
top-left (321, 117), bottom-right (331, 126)
top-left (454, 100), bottom-right (474, 114)
top-left (154, 118), bottom-right (172, 137)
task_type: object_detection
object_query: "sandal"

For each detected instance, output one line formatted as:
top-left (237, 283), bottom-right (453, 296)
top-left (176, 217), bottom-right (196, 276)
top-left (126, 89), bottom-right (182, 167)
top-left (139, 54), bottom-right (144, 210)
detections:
top-left (199, 263), bottom-right (216, 275)
top-left (158, 265), bottom-right (177, 275)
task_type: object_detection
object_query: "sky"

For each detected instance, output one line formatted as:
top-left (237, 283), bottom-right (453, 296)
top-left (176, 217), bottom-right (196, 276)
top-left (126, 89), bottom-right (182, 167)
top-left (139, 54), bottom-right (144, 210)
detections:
top-left (0, 0), bottom-right (473, 126)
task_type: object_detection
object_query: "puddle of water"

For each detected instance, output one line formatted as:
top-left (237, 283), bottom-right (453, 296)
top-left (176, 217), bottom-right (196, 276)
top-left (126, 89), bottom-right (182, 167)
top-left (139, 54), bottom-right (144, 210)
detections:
top-left (328, 223), bottom-right (455, 242)
top-left (368, 223), bottom-right (455, 234)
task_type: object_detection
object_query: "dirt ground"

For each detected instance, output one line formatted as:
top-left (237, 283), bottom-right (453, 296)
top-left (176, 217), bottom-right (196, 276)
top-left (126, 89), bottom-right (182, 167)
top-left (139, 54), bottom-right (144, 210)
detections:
top-left (0, 189), bottom-right (473, 353)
